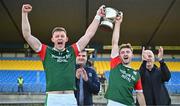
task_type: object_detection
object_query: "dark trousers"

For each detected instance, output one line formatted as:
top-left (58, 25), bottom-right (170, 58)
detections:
top-left (18, 85), bottom-right (23, 94)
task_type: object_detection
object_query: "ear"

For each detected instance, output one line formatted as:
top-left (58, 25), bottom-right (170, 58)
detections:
top-left (132, 53), bottom-right (134, 58)
top-left (51, 37), bottom-right (54, 43)
top-left (65, 36), bottom-right (69, 42)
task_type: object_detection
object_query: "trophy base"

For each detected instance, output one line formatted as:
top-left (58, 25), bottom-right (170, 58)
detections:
top-left (100, 21), bottom-right (113, 32)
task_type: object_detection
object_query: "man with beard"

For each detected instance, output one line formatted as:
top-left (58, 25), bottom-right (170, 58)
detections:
top-left (104, 14), bottom-right (146, 106)
top-left (22, 4), bottom-right (105, 106)
top-left (137, 47), bottom-right (171, 105)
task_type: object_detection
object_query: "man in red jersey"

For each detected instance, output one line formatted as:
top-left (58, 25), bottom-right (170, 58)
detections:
top-left (104, 13), bottom-right (146, 106)
top-left (22, 4), bottom-right (105, 106)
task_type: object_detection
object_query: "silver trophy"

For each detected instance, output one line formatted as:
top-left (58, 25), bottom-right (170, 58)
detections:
top-left (100, 7), bottom-right (123, 31)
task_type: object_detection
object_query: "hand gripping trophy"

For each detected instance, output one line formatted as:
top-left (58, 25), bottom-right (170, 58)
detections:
top-left (100, 7), bottom-right (123, 31)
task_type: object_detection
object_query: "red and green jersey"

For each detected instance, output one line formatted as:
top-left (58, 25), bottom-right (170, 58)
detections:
top-left (105, 56), bottom-right (143, 105)
top-left (38, 43), bottom-right (79, 91)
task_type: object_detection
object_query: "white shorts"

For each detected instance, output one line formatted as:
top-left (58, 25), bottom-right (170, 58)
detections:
top-left (107, 99), bottom-right (127, 106)
top-left (45, 93), bottom-right (77, 106)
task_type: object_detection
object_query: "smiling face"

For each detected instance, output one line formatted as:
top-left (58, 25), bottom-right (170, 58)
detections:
top-left (144, 50), bottom-right (155, 70)
top-left (119, 43), bottom-right (133, 65)
top-left (51, 27), bottom-right (68, 50)
top-left (119, 48), bottom-right (133, 65)
top-left (76, 51), bottom-right (87, 66)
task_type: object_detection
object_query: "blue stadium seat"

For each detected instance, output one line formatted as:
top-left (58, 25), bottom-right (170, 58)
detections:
top-left (104, 71), bottom-right (180, 94)
top-left (166, 72), bottom-right (180, 94)
top-left (0, 70), bottom-right (46, 93)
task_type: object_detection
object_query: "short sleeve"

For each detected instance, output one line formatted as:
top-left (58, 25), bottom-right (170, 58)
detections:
top-left (134, 78), bottom-right (143, 92)
top-left (37, 44), bottom-right (47, 61)
top-left (110, 56), bottom-right (122, 69)
top-left (72, 43), bottom-right (80, 57)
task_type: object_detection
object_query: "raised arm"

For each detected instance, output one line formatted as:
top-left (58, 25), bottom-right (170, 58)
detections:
top-left (139, 47), bottom-right (148, 75)
top-left (22, 4), bottom-right (42, 52)
top-left (158, 46), bottom-right (171, 82)
top-left (111, 14), bottom-right (123, 58)
top-left (76, 5), bottom-right (105, 51)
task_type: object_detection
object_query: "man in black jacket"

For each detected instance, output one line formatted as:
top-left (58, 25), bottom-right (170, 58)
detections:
top-left (137, 46), bottom-right (171, 105)
top-left (74, 50), bottom-right (100, 106)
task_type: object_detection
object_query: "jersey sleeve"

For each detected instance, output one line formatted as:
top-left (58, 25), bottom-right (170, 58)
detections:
top-left (110, 56), bottom-right (122, 69)
top-left (71, 43), bottom-right (80, 57)
top-left (37, 44), bottom-right (47, 61)
top-left (134, 78), bottom-right (143, 92)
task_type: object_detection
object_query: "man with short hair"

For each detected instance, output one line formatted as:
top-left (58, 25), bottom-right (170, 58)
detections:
top-left (104, 14), bottom-right (146, 106)
top-left (21, 4), bottom-right (105, 106)
top-left (138, 47), bottom-right (171, 105)
top-left (74, 50), bottom-right (100, 106)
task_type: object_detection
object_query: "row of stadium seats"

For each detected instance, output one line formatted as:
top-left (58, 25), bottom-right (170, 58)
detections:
top-left (94, 61), bottom-right (180, 74)
top-left (0, 70), bottom-right (46, 93)
top-left (94, 61), bottom-right (110, 75)
top-left (1, 59), bottom-right (180, 74)
top-left (0, 57), bottom-right (180, 94)
top-left (0, 70), bottom-right (180, 94)
top-left (167, 72), bottom-right (180, 94)
top-left (0, 60), bottom-right (44, 70)
top-left (104, 71), bottom-right (180, 94)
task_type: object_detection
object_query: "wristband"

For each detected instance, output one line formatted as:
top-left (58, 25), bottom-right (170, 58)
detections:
top-left (95, 15), bottom-right (101, 21)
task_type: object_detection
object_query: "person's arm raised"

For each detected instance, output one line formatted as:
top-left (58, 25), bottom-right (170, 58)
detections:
top-left (76, 5), bottom-right (105, 52)
top-left (22, 4), bottom-right (42, 52)
top-left (111, 14), bottom-right (123, 58)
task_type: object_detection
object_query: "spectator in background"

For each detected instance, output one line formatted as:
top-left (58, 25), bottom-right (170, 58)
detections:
top-left (99, 74), bottom-right (106, 93)
top-left (17, 76), bottom-right (24, 94)
top-left (74, 50), bottom-right (100, 106)
top-left (137, 47), bottom-right (171, 105)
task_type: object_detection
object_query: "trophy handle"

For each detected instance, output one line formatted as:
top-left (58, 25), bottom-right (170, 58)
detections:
top-left (117, 11), bottom-right (123, 17)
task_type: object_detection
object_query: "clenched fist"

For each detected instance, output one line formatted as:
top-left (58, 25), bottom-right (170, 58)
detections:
top-left (22, 4), bottom-right (32, 13)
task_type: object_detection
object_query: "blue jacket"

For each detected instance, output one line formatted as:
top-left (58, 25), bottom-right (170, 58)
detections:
top-left (74, 66), bottom-right (100, 105)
